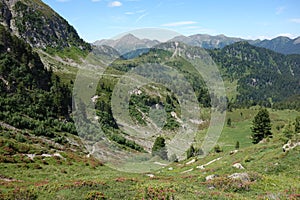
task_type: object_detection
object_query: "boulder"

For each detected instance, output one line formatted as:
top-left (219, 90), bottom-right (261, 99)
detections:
top-left (228, 173), bottom-right (250, 182)
top-left (232, 163), bottom-right (245, 169)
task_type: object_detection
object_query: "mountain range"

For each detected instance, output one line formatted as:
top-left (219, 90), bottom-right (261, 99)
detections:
top-left (94, 33), bottom-right (300, 55)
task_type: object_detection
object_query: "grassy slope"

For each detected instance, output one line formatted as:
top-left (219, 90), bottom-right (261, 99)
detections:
top-left (0, 108), bottom-right (299, 199)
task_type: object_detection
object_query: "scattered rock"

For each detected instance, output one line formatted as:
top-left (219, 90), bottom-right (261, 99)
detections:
top-left (168, 167), bottom-right (173, 171)
top-left (53, 153), bottom-right (66, 160)
top-left (181, 168), bottom-right (193, 174)
top-left (154, 162), bottom-right (168, 166)
top-left (196, 165), bottom-right (205, 169)
top-left (258, 138), bottom-right (268, 144)
top-left (146, 174), bottom-right (155, 178)
top-left (0, 175), bottom-right (22, 182)
top-left (283, 140), bottom-right (300, 152)
top-left (41, 154), bottom-right (52, 158)
top-left (228, 173), bottom-right (250, 182)
top-left (196, 157), bottom-right (222, 170)
top-left (186, 158), bottom-right (196, 165)
top-left (205, 174), bottom-right (218, 181)
top-left (26, 154), bottom-right (36, 160)
top-left (229, 150), bottom-right (238, 155)
top-left (91, 95), bottom-right (99, 103)
top-left (130, 89), bottom-right (142, 95)
top-left (232, 163), bottom-right (245, 169)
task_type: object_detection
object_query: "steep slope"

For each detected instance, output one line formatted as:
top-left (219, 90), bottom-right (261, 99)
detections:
top-left (0, 0), bottom-right (90, 50)
top-left (0, 24), bottom-right (76, 140)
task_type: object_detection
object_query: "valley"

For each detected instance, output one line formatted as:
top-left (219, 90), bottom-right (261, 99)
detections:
top-left (0, 0), bottom-right (300, 199)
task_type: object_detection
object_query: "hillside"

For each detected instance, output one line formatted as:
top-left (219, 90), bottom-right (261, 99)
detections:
top-left (209, 41), bottom-right (300, 107)
top-left (1, 107), bottom-right (299, 199)
top-left (0, 23), bottom-right (83, 157)
top-left (252, 36), bottom-right (300, 55)
top-left (0, 0), bottom-right (90, 50)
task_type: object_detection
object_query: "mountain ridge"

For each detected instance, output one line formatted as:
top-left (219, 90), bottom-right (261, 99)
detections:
top-left (94, 33), bottom-right (300, 55)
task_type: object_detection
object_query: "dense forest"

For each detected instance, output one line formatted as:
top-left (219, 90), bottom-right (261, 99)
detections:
top-left (0, 25), bottom-right (76, 140)
top-left (209, 42), bottom-right (300, 108)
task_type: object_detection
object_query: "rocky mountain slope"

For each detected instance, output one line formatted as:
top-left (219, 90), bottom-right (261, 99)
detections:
top-left (0, 0), bottom-right (90, 50)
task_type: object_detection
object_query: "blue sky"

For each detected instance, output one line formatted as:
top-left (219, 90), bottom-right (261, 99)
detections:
top-left (42, 0), bottom-right (300, 42)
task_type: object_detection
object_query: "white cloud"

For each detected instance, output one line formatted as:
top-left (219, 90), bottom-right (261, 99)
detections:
top-left (276, 6), bottom-right (285, 15)
top-left (108, 1), bottom-right (122, 7)
top-left (290, 18), bottom-right (300, 23)
top-left (161, 21), bottom-right (197, 27)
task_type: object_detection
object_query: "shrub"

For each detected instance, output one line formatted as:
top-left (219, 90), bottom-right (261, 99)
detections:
top-left (169, 154), bottom-right (178, 162)
top-left (235, 141), bottom-right (240, 149)
top-left (85, 191), bottom-right (106, 200)
top-left (186, 145), bottom-right (195, 159)
top-left (214, 145), bottom-right (223, 153)
top-left (152, 136), bottom-right (168, 160)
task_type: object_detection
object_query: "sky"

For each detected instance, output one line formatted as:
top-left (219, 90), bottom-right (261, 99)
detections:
top-left (42, 0), bottom-right (300, 43)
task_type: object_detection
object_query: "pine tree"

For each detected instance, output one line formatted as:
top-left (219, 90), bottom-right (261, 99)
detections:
top-left (186, 145), bottom-right (195, 159)
top-left (152, 136), bottom-right (168, 160)
top-left (295, 116), bottom-right (300, 133)
top-left (235, 141), bottom-right (240, 149)
top-left (227, 118), bottom-right (232, 127)
top-left (283, 122), bottom-right (293, 139)
top-left (251, 108), bottom-right (272, 144)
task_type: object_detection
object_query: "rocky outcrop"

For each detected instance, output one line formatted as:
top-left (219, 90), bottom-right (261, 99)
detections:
top-left (0, 0), bottom-right (13, 28)
top-left (0, 0), bottom-right (90, 50)
top-left (283, 140), bottom-right (300, 152)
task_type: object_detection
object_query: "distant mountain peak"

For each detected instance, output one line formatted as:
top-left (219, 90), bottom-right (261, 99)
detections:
top-left (93, 33), bottom-right (160, 54)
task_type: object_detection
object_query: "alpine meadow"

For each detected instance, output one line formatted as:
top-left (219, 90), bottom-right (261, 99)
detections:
top-left (0, 0), bottom-right (300, 199)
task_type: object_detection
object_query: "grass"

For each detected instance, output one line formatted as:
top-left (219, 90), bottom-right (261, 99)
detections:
top-left (1, 108), bottom-right (299, 199)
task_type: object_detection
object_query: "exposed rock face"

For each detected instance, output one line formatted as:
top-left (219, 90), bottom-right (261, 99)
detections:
top-left (0, 1), bottom-right (11, 28)
top-left (0, 0), bottom-right (90, 50)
